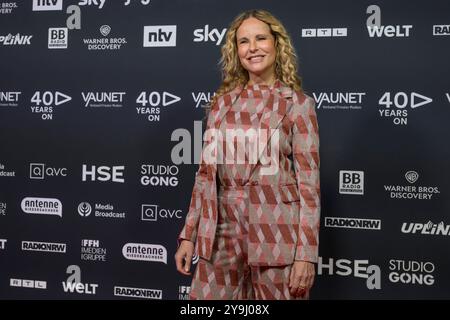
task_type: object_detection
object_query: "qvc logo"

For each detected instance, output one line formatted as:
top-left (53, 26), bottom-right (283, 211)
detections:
top-left (82, 165), bottom-right (125, 183)
top-left (30, 163), bottom-right (67, 179)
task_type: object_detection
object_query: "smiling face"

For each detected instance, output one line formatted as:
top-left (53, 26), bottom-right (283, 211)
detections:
top-left (236, 17), bottom-right (277, 85)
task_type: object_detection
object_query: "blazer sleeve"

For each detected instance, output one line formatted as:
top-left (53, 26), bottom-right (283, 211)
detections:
top-left (291, 94), bottom-right (321, 263)
top-left (178, 103), bottom-right (217, 243)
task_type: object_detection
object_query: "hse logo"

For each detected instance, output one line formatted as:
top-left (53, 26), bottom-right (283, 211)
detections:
top-left (21, 197), bottom-right (62, 217)
top-left (433, 25), bottom-right (450, 36)
top-left (339, 170), bottom-right (364, 195)
top-left (63, 265), bottom-right (98, 295)
top-left (378, 92), bottom-right (433, 125)
top-left (22, 240), bottom-right (66, 253)
top-left (324, 217), bottom-right (381, 230)
top-left (33, 0), bottom-right (63, 11)
top-left (48, 27), bottom-right (67, 49)
top-left (366, 5), bottom-right (413, 37)
top-left (82, 165), bottom-right (125, 183)
top-left (193, 25), bottom-right (226, 45)
top-left (317, 257), bottom-right (381, 290)
top-left (143, 25), bottom-right (176, 47)
top-left (0, 91), bottom-right (21, 107)
top-left (122, 243), bottom-right (167, 264)
top-left (10, 278), bottom-right (47, 289)
top-left (141, 204), bottom-right (182, 221)
top-left (301, 28), bottom-right (347, 37)
top-left (114, 286), bottom-right (162, 299)
top-left (389, 259), bottom-right (435, 286)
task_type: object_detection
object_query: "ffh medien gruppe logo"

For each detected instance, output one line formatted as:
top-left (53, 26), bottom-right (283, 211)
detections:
top-left (122, 243), bottom-right (167, 264)
top-left (21, 197), bottom-right (62, 217)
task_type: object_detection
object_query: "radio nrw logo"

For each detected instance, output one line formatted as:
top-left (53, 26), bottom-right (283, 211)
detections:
top-left (324, 217), bottom-right (381, 230)
top-left (384, 171), bottom-right (440, 200)
top-left (122, 243), bottom-right (167, 264)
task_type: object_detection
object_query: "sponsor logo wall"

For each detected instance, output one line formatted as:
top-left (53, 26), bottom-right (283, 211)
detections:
top-left (0, 0), bottom-right (449, 299)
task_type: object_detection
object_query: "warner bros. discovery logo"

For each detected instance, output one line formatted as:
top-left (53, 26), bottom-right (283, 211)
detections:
top-left (62, 265), bottom-right (98, 295)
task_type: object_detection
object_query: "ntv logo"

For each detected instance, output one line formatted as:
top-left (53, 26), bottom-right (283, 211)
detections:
top-left (366, 5), bottom-right (413, 37)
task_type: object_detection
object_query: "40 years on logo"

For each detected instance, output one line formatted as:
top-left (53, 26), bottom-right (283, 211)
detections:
top-left (78, 202), bottom-right (92, 217)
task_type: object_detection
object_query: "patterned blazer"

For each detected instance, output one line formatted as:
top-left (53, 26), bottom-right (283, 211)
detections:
top-left (179, 81), bottom-right (321, 266)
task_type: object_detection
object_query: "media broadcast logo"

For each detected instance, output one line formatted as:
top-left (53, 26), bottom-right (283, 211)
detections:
top-left (389, 259), bottom-right (435, 286)
top-left (62, 265), bottom-right (98, 295)
top-left (384, 171), bottom-right (440, 200)
top-left (122, 243), bottom-right (167, 264)
top-left (21, 197), bottom-right (62, 217)
top-left (0, 163), bottom-right (15, 177)
top-left (77, 202), bottom-right (126, 219)
top-left (143, 25), bottom-right (176, 47)
top-left (0, 91), bottom-right (21, 107)
top-left (301, 27), bottom-right (347, 37)
top-left (21, 240), bottom-right (66, 253)
top-left (10, 278), bottom-right (47, 289)
top-left (135, 91), bottom-right (181, 122)
top-left (366, 5), bottom-right (413, 38)
top-left (114, 286), bottom-right (162, 299)
top-left (317, 257), bottom-right (381, 290)
top-left (339, 170), bottom-right (364, 195)
top-left (141, 164), bottom-right (179, 187)
top-left (314, 92), bottom-right (365, 110)
top-left (141, 204), bottom-right (183, 221)
top-left (324, 217), bottom-right (381, 230)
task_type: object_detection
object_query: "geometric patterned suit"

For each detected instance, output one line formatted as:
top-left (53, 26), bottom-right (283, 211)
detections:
top-left (178, 80), bottom-right (320, 299)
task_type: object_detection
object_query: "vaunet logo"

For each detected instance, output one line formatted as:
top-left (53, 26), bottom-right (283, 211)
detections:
top-left (21, 197), bottom-right (62, 217)
top-left (122, 243), bottom-right (167, 264)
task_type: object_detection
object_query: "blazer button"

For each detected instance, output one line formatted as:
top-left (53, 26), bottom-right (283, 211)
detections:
top-left (250, 181), bottom-right (259, 186)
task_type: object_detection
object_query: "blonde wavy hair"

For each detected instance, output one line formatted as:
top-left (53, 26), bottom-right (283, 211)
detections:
top-left (209, 9), bottom-right (302, 109)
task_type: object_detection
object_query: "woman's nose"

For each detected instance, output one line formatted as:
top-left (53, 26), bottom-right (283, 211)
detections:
top-left (249, 39), bottom-right (257, 51)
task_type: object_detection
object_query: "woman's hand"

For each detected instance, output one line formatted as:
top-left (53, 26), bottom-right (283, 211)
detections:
top-left (288, 260), bottom-right (315, 297)
top-left (175, 240), bottom-right (195, 275)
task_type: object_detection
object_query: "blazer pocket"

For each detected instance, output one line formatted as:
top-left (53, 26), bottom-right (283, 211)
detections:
top-left (279, 183), bottom-right (300, 203)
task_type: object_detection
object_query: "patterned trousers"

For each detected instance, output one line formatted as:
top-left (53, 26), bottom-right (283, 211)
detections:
top-left (189, 186), bottom-right (308, 300)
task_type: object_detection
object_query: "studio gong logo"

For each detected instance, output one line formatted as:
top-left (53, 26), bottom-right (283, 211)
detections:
top-left (78, 202), bottom-right (92, 217)
top-left (140, 164), bottom-right (179, 187)
top-left (389, 259), bottom-right (435, 286)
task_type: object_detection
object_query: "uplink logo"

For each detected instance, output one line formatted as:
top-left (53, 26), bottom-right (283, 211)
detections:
top-left (0, 239), bottom-right (6, 249)
top-left (301, 28), bottom-right (347, 37)
top-left (114, 286), bottom-right (162, 299)
top-left (78, 202), bottom-right (92, 217)
top-left (402, 221), bottom-right (450, 236)
top-left (433, 25), bottom-right (450, 36)
top-left (324, 217), bottom-right (381, 230)
top-left (389, 259), bottom-right (435, 286)
top-left (0, 91), bottom-right (21, 107)
top-left (33, 0), bottom-right (63, 11)
top-left (48, 27), bottom-right (68, 49)
top-left (366, 5), bottom-right (413, 37)
top-left (30, 163), bottom-right (68, 179)
top-left (22, 240), bottom-right (66, 253)
top-left (141, 164), bottom-right (179, 187)
top-left (384, 171), bottom-right (440, 200)
top-left (141, 204), bottom-right (182, 221)
top-left (317, 257), bottom-right (381, 290)
top-left (122, 243), bottom-right (167, 264)
top-left (21, 197), bottom-right (62, 217)
top-left (193, 25), bottom-right (227, 45)
top-left (378, 92), bottom-right (432, 125)
top-left (0, 33), bottom-right (32, 46)
top-left (143, 25), bottom-right (176, 47)
top-left (62, 265), bottom-right (98, 295)
top-left (10, 278), bottom-right (47, 289)
top-left (339, 170), bottom-right (364, 195)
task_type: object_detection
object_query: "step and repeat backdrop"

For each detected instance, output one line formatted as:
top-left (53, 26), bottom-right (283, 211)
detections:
top-left (0, 0), bottom-right (449, 299)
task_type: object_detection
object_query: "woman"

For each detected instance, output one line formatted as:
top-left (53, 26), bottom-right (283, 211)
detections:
top-left (175, 9), bottom-right (321, 300)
